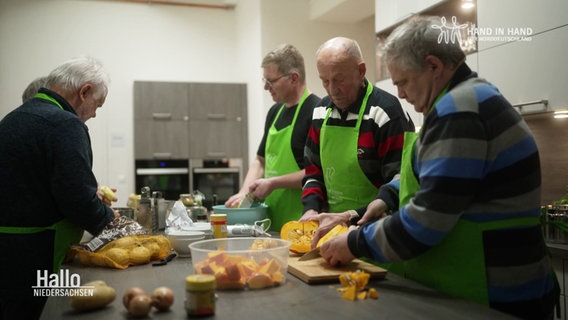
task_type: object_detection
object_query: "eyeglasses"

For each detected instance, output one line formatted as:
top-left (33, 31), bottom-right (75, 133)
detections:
top-left (262, 74), bottom-right (290, 87)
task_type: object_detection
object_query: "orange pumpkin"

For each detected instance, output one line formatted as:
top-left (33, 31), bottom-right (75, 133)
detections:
top-left (316, 224), bottom-right (349, 247)
top-left (280, 221), bottom-right (318, 254)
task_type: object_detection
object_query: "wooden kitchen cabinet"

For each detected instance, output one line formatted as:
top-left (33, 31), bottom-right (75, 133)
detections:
top-left (134, 81), bottom-right (191, 159)
top-left (187, 82), bottom-right (247, 159)
top-left (133, 81), bottom-right (247, 162)
top-left (134, 118), bottom-right (189, 159)
top-left (188, 118), bottom-right (244, 158)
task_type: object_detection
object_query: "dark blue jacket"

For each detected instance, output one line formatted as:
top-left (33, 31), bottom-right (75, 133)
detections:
top-left (0, 88), bottom-right (114, 298)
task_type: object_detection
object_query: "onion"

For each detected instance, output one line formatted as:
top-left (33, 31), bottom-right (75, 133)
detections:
top-left (122, 287), bottom-right (146, 308)
top-left (151, 286), bottom-right (174, 311)
top-left (128, 294), bottom-right (152, 318)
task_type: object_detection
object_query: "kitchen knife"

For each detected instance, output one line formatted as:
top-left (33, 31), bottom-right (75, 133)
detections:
top-left (238, 192), bottom-right (256, 208)
top-left (298, 247), bottom-right (321, 261)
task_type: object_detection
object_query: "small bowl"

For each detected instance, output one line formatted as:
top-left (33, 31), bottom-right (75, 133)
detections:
top-left (189, 237), bottom-right (290, 290)
top-left (212, 204), bottom-right (268, 225)
top-left (167, 230), bottom-right (205, 257)
top-left (180, 222), bottom-right (213, 238)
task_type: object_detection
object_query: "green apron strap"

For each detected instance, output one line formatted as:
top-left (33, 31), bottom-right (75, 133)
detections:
top-left (398, 132), bottom-right (420, 207)
top-left (34, 92), bottom-right (64, 110)
top-left (0, 220), bottom-right (83, 272)
top-left (264, 89), bottom-right (310, 230)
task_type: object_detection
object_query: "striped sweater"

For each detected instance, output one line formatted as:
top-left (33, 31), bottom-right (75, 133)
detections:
top-left (349, 64), bottom-right (558, 319)
top-left (302, 80), bottom-right (414, 213)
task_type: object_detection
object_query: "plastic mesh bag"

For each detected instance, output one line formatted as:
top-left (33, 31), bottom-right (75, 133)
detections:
top-left (69, 234), bottom-right (172, 269)
top-left (67, 216), bottom-right (172, 269)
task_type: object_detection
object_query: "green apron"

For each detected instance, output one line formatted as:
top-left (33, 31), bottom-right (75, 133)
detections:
top-left (264, 89), bottom-right (309, 231)
top-left (0, 92), bottom-right (86, 273)
top-left (0, 220), bottom-right (83, 273)
top-left (320, 82), bottom-right (377, 213)
top-left (384, 86), bottom-right (540, 305)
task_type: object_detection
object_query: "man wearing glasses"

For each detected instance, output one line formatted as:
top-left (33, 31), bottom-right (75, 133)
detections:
top-left (225, 44), bottom-right (320, 231)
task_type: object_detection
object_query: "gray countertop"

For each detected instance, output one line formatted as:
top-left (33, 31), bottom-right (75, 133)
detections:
top-left (40, 255), bottom-right (518, 320)
top-left (548, 242), bottom-right (568, 259)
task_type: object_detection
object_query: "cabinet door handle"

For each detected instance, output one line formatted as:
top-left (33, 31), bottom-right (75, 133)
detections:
top-left (207, 113), bottom-right (226, 120)
top-left (153, 152), bottom-right (172, 158)
top-left (152, 113), bottom-right (172, 120)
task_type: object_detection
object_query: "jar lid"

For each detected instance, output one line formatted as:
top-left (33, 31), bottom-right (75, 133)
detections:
top-left (210, 214), bottom-right (227, 221)
top-left (186, 274), bottom-right (216, 291)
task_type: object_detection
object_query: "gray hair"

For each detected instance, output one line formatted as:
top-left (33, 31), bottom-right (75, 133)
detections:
top-left (45, 56), bottom-right (110, 100)
top-left (22, 76), bottom-right (48, 102)
top-left (261, 44), bottom-right (306, 83)
top-left (383, 16), bottom-right (466, 71)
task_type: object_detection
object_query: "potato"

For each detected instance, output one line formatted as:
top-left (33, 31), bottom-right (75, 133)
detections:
top-left (98, 186), bottom-right (115, 202)
top-left (104, 248), bottom-right (130, 266)
top-left (130, 246), bottom-right (151, 265)
top-left (112, 236), bottom-right (137, 248)
top-left (69, 280), bottom-right (116, 311)
top-left (143, 241), bottom-right (162, 260)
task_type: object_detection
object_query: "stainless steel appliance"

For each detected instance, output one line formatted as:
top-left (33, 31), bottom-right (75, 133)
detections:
top-left (135, 159), bottom-right (190, 200)
top-left (189, 158), bottom-right (242, 208)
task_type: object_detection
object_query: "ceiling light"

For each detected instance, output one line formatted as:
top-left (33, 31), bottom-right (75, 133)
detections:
top-left (461, 0), bottom-right (475, 9)
top-left (554, 110), bottom-right (568, 119)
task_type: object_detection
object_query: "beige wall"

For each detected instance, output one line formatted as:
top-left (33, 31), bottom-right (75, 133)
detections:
top-left (0, 0), bottom-right (376, 201)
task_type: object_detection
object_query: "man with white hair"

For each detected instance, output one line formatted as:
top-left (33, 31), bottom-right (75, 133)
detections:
top-left (0, 56), bottom-right (118, 319)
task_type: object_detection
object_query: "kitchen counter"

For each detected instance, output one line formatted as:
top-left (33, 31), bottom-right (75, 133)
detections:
top-left (40, 256), bottom-right (518, 319)
top-left (548, 242), bottom-right (568, 258)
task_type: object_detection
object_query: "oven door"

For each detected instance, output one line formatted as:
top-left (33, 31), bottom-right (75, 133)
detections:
top-left (191, 167), bottom-right (240, 207)
top-left (135, 160), bottom-right (189, 200)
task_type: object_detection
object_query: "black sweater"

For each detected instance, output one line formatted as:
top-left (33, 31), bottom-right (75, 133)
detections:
top-left (0, 88), bottom-right (114, 234)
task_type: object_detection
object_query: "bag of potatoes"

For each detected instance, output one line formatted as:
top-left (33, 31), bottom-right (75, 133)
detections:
top-left (69, 234), bottom-right (172, 269)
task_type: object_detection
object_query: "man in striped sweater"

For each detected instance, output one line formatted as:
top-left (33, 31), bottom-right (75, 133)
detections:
top-left (300, 37), bottom-right (414, 233)
top-left (319, 16), bottom-right (558, 320)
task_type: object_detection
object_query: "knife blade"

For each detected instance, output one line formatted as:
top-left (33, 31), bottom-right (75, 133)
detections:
top-left (238, 192), bottom-right (255, 208)
top-left (298, 247), bottom-right (321, 261)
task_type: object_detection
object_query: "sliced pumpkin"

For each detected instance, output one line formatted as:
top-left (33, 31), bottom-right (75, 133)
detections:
top-left (280, 221), bottom-right (318, 254)
top-left (281, 221), bottom-right (350, 254)
top-left (316, 224), bottom-right (349, 247)
top-left (341, 285), bottom-right (357, 301)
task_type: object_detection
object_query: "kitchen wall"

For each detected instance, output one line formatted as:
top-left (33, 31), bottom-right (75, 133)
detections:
top-left (0, 0), bottom-right (375, 202)
top-left (374, 0), bottom-right (568, 204)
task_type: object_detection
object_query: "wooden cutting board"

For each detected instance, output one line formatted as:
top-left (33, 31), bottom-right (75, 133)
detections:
top-left (287, 255), bottom-right (388, 284)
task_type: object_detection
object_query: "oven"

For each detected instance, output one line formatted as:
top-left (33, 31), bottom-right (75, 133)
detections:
top-left (189, 158), bottom-right (242, 209)
top-left (135, 159), bottom-right (190, 200)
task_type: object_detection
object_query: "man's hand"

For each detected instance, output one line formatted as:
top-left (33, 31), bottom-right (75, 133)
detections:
top-left (248, 178), bottom-right (274, 200)
top-left (225, 192), bottom-right (248, 208)
top-left (304, 212), bottom-right (350, 249)
top-left (358, 199), bottom-right (389, 225)
top-left (97, 186), bottom-right (117, 206)
top-left (299, 209), bottom-right (318, 222)
top-left (319, 230), bottom-right (356, 266)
